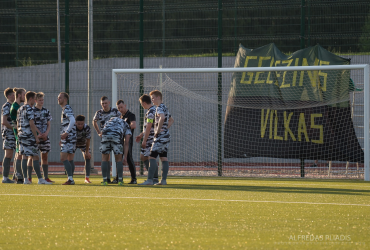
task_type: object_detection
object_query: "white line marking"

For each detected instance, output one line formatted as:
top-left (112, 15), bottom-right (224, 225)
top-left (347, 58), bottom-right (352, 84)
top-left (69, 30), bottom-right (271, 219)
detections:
top-left (1, 194), bottom-right (369, 207)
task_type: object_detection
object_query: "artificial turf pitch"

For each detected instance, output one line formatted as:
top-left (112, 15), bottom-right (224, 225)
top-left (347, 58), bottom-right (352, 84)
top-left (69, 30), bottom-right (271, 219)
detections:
top-left (0, 176), bottom-right (369, 249)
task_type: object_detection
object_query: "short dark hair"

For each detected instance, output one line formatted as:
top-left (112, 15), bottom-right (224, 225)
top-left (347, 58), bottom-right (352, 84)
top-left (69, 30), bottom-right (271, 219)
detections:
top-left (149, 90), bottom-right (162, 100)
top-left (13, 88), bottom-right (26, 98)
top-left (60, 92), bottom-right (69, 100)
top-left (139, 94), bottom-right (151, 105)
top-left (101, 96), bottom-right (108, 101)
top-left (76, 115), bottom-right (85, 122)
top-left (4, 88), bottom-right (13, 98)
top-left (116, 99), bottom-right (124, 106)
top-left (25, 91), bottom-right (36, 101)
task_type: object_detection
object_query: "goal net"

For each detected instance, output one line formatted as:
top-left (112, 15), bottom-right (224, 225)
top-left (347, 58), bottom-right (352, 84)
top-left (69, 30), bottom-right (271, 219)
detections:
top-left (112, 65), bottom-right (369, 180)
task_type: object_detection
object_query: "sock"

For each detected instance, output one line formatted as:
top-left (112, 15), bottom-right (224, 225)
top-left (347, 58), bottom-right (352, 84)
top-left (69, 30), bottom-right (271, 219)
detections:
top-left (144, 160), bottom-right (149, 171)
top-left (2, 157), bottom-right (11, 178)
top-left (22, 159), bottom-right (28, 179)
top-left (12, 160), bottom-right (16, 179)
top-left (69, 160), bottom-right (75, 175)
top-left (42, 164), bottom-right (48, 179)
top-left (16, 159), bottom-right (22, 179)
top-left (62, 160), bottom-right (73, 177)
top-left (107, 162), bottom-right (111, 181)
top-left (85, 159), bottom-right (91, 177)
top-left (161, 161), bottom-right (169, 181)
top-left (101, 161), bottom-right (109, 180)
top-left (116, 161), bottom-right (123, 180)
top-left (28, 165), bottom-right (33, 179)
top-left (68, 176), bottom-right (73, 181)
top-left (148, 159), bottom-right (158, 180)
top-left (33, 160), bottom-right (42, 179)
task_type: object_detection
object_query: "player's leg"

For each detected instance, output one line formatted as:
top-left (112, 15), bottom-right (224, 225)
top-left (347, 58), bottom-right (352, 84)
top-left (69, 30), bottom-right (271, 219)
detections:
top-left (14, 152), bottom-right (23, 183)
top-left (27, 157), bottom-right (33, 183)
top-left (2, 148), bottom-right (14, 184)
top-left (24, 137), bottom-right (49, 185)
top-left (153, 137), bottom-right (170, 185)
top-left (141, 145), bottom-right (159, 184)
top-left (112, 142), bottom-right (124, 185)
top-left (156, 153), bottom-right (169, 185)
top-left (19, 140), bottom-right (30, 184)
top-left (82, 148), bottom-right (92, 183)
top-left (139, 152), bottom-right (159, 185)
top-left (67, 153), bottom-right (76, 176)
top-left (100, 154), bottom-right (110, 185)
top-left (99, 141), bottom-right (111, 185)
top-left (126, 139), bottom-right (137, 184)
top-left (60, 144), bottom-right (75, 185)
top-left (2, 132), bottom-right (16, 183)
top-left (39, 138), bottom-right (53, 183)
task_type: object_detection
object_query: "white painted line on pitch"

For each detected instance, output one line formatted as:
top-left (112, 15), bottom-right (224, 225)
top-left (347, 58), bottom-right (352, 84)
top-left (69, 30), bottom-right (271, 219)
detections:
top-left (1, 194), bottom-right (370, 207)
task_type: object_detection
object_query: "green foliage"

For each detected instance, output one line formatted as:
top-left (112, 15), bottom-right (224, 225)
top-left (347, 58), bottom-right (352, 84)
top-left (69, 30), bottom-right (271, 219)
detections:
top-left (19, 57), bottom-right (32, 67)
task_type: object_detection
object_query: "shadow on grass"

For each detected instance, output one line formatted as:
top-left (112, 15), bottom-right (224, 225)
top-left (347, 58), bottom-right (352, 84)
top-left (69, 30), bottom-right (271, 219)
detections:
top-left (141, 184), bottom-right (370, 196)
top-left (129, 177), bottom-right (370, 196)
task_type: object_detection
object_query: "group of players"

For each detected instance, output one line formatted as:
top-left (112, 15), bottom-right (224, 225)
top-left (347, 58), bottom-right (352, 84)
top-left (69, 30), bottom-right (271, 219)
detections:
top-left (1, 87), bottom-right (174, 185)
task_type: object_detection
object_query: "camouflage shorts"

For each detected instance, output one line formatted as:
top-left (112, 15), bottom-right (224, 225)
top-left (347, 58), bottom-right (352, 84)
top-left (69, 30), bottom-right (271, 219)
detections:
top-left (19, 137), bottom-right (38, 156)
top-left (76, 146), bottom-right (92, 154)
top-left (2, 130), bottom-right (16, 150)
top-left (150, 135), bottom-right (170, 154)
top-left (99, 141), bottom-right (123, 155)
top-left (61, 142), bottom-right (76, 154)
top-left (38, 137), bottom-right (51, 153)
top-left (140, 140), bottom-right (153, 157)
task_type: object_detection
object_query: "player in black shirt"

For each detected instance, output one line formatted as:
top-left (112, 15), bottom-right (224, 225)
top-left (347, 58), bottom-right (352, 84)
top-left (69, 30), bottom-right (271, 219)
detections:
top-left (116, 100), bottom-right (137, 184)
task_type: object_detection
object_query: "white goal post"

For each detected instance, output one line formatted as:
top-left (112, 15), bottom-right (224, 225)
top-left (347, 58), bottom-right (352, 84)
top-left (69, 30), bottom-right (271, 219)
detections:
top-left (112, 65), bottom-right (369, 181)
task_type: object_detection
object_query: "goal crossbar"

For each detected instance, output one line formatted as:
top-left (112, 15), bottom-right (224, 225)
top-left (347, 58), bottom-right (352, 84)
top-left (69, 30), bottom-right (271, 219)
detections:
top-left (112, 65), bottom-right (369, 181)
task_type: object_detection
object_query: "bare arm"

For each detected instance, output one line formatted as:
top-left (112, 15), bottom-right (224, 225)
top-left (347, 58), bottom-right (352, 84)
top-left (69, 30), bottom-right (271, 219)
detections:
top-left (155, 113), bottom-right (165, 137)
top-left (93, 120), bottom-right (101, 136)
top-left (168, 116), bottom-right (174, 129)
top-left (85, 138), bottom-right (91, 159)
top-left (139, 122), bottom-right (153, 148)
top-left (2, 115), bottom-right (13, 129)
top-left (45, 120), bottom-right (51, 136)
top-left (130, 121), bottom-right (136, 130)
top-left (29, 120), bottom-right (39, 143)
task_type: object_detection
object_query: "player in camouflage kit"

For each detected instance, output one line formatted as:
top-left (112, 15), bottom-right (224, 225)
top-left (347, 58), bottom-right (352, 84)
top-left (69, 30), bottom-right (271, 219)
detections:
top-left (93, 96), bottom-right (121, 183)
top-left (139, 90), bottom-right (174, 186)
top-left (17, 91), bottom-right (51, 185)
top-left (32, 92), bottom-right (53, 183)
top-left (10, 88), bottom-right (26, 183)
top-left (1, 88), bottom-right (16, 183)
top-left (71, 115), bottom-right (92, 183)
top-left (58, 92), bottom-right (77, 185)
top-left (135, 94), bottom-right (159, 183)
top-left (99, 117), bottom-right (131, 185)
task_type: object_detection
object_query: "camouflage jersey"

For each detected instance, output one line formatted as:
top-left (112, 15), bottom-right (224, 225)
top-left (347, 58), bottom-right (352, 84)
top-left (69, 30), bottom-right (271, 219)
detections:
top-left (76, 123), bottom-right (91, 148)
top-left (34, 106), bottom-right (52, 134)
top-left (154, 103), bottom-right (171, 138)
top-left (101, 117), bottom-right (131, 143)
top-left (93, 108), bottom-right (121, 132)
top-left (143, 105), bottom-right (156, 144)
top-left (1, 102), bottom-right (14, 137)
top-left (17, 104), bottom-right (35, 140)
top-left (60, 104), bottom-right (76, 143)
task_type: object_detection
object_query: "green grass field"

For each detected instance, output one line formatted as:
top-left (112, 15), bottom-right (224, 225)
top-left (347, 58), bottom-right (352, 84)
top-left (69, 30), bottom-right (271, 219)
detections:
top-left (1, 176), bottom-right (369, 249)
